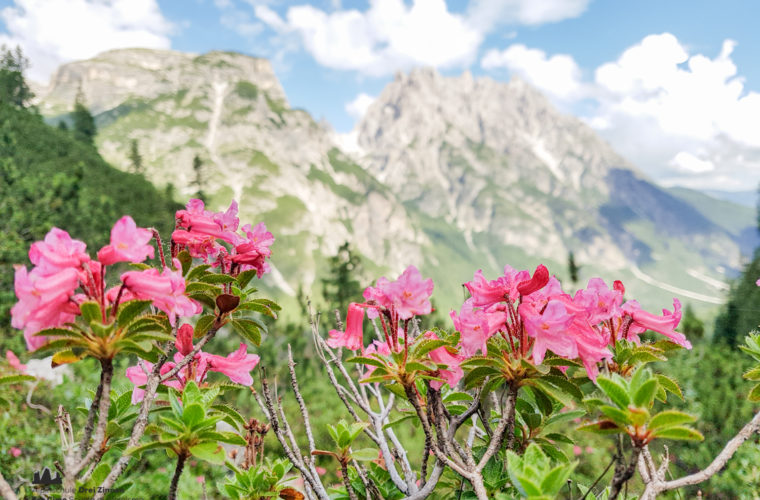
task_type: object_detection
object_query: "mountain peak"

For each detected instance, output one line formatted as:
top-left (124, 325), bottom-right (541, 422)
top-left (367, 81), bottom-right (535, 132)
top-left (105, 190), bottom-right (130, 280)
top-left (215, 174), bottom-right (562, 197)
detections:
top-left (40, 48), bottom-right (286, 115)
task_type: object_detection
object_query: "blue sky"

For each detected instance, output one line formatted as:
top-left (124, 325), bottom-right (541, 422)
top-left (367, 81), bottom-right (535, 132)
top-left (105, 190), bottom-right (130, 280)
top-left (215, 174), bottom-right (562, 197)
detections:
top-left (1, 0), bottom-right (759, 193)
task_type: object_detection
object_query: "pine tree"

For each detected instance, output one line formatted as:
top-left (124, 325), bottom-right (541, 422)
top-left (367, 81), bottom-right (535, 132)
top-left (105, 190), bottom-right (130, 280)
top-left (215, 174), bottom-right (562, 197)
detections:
top-left (567, 251), bottom-right (580, 286)
top-left (0, 45), bottom-right (33, 108)
top-left (129, 139), bottom-right (143, 175)
top-left (72, 88), bottom-right (96, 145)
top-left (192, 154), bottom-right (205, 200)
top-left (321, 242), bottom-right (364, 315)
top-left (680, 303), bottom-right (705, 340)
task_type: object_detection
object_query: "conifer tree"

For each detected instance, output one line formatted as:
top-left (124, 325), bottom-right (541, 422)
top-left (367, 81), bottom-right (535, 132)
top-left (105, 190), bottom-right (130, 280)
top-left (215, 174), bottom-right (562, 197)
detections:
top-left (322, 241), bottom-right (363, 314)
top-left (192, 154), bottom-right (205, 200)
top-left (72, 88), bottom-right (96, 145)
top-left (0, 45), bottom-right (33, 108)
top-left (129, 139), bottom-right (144, 175)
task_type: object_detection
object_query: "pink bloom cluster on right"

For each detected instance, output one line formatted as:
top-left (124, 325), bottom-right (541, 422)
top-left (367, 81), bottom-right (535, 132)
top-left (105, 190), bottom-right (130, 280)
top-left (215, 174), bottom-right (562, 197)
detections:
top-left (457, 267), bottom-right (690, 381)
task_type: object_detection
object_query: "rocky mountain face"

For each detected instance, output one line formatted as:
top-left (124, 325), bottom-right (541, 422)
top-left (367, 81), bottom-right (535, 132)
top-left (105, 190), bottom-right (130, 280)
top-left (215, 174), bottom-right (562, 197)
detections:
top-left (355, 69), bottom-right (744, 306)
top-left (37, 49), bottom-right (750, 312)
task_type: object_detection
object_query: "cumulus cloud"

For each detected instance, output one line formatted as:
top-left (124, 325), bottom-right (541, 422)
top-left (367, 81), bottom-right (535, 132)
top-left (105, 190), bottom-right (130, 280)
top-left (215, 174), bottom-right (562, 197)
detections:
top-left (466, 0), bottom-right (589, 31)
top-left (254, 0), bottom-right (590, 77)
top-left (0, 0), bottom-right (174, 82)
top-left (590, 33), bottom-right (760, 191)
top-left (481, 44), bottom-right (583, 100)
top-left (345, 92), bottom-right (376, 120)
top-left (480, 32), bottom-right (760, 191)
top-left (260, 0), bottom-right (482, 76)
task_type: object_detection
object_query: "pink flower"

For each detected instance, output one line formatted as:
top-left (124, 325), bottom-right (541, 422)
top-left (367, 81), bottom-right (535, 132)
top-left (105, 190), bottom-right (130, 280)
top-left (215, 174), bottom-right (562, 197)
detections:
top-left (327, 303), bottom-right (365, 351)
top-left (517, 264), bottom-right (550, 296)
top-left (464, 266), bottom-right (530, 307)
top-left (176, 324), bottom-right (194, 356)
top-left (196, 476), bottom-right (205, 484)
top-left (522, 300), bottom-right (577, 364)
top-left (28, 228), bottom-right (89, 276)
top-left (175, 199), bottom-right (238, 244)
top-left (424, 331), bottom-right (464, 390)
top-left (213, 200), bottom-right (240, 233)
top-left (9, 447), bottom-right (21, 458)
top-left (230, 223), bottom-right (273, 278)
top-left (105, 285), bottom-right (136, 305)
top-left (624, 298), bottom-right (691, 349)
top-left (450, 299), bottom-right (506, 357)
top-left (204, 343), bottom-right (260, 386)
top-left (572, 320), bottom-right (613, 381)
top-left (11, 266), bottom-right (80, 350)
top-left (573, 445), bottom-right (582, 456)
top-left (573, 278), bottom-right (624, 325)
top-left (121, 259), bottom-right (201, 325)
top-left (126, 361), bottom-right (181, 403)
top-left (97, 216), bottom-right (154, 265)
top-left (363, 266), bottom-right (433, 320)
top-left (5, 350), bottom-right (26, 372)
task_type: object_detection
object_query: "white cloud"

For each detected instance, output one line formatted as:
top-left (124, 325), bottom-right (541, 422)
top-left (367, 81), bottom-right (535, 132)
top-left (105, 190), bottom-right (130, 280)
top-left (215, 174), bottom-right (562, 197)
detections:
top-left (478, 32), bottom-right (760, 191)
top-left (345, 92), bottom-right (376, 120)
top-left (589, 33), bottom-right (760, 191)
top-left (257, 0), bottom-right (481, 76)
top-left (481, 44), bottom-right (583, 100)
top-left (0, 0), bottom-right (173, 82)
top-left (466, 0), bottom-right (589, 31)
top-left (668, 152), bottom-right (715, 173)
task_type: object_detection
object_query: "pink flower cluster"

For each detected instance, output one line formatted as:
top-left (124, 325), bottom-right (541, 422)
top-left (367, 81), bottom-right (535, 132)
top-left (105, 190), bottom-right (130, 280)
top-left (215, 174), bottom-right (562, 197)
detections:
top-left (327, 265), bottom-right (434, 352)
top-left (125, 324), bottom-right (260, 403)
top-left (453, 267), bottom-right (690, 381)
top-left (172, 199), bottom-right (273, 278)
top-left (11, 217), bottom-right (200, 350)
top-left (333, 263), bottom-right (692, 389)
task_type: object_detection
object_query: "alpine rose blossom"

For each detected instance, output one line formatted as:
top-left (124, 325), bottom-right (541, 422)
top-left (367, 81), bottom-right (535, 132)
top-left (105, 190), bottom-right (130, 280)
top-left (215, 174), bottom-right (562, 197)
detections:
top-left (126, 361), bottom-right (182, 403)
top-left (230, 223), bottom-right (274, 278)
top-left (11, 266), bottom-right (80, 350)
top-left (175, 324), bottom-right (195, 356)
top-left (516, 264), bottom-right (550, 296)
top-left (362, 265), bottom-right (433, 320)
top-left (521, 300), bottom-right (577, 364)
top-left (120, 259), bottom-right (201, 325)
top-left (204, 343), bottom-right (260, 386)
top-left (28, 228), bottom-right (88, 276)
top-left (327, 303), bottom-right (365, 351)
top-left (624, 298), bottom-right (691, 349)
top-left (424, 331), bottom-right (464, 390)
top-left (97, 216), bottom-right (154, 265)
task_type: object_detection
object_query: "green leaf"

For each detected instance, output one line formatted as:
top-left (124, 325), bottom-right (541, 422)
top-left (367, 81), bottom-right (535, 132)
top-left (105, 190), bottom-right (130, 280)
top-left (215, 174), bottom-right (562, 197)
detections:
top-left (632, 379), bottom-right (659, 408)
top-left (744, 367), bottom-right (760, 382)
top-left (200, 273), bottom-right (237, 284)
top-left (346, 356), bottom-right (387, 369)
top-left (117, 300), bottom-right (152, 326)
top-left (351, 448), bottom-right (379, 461)
top-left (413, 339), bottom-right (448, 357)
top-left (652, 426), bottom-right (704, 441)
top-left (186, 264), bottom-right (212, 281)
top-left (236, 269), bottom-right (259, 289)
top-left (211, 404), bottom-right (247, 430)
top-left (405, 361), bottom-right (436, 372)
top-left (596, 377), bottom-right (630, 409)
top-left (80, 301), bottom-right (102, 323)
top-left (33, 327), bottom-right (83, 339)
top-left (236, 301), bottom-right (277, 318)
top-left (127, 441), bottom-right (172, 455)
top-left (186, 282), bottom-right (222, 294)
top-left (190, 442), bottom-right (226, 465)
top-left (541, 463), bottom-right (576, 495)
top-left (656, 374), bottom-right (683, 400)
top-left (51, 349), bottom-right (86, 366)
top-left (648, 410), bottom-right (696, 430)
top-left (182, 404), bottom-right (205, 427)
top-left (194, 315), bottom-right (216, 338)
top-left (599, 405), bottom-right (632, 425)
top-left (748, 383), bottom-right (760, 402)
top-left (577, 421), bottom-right (623, 435)
top-left (544, 409), bottom-right (586, 427)
top-left (230, 318), bottom-right (263, 346)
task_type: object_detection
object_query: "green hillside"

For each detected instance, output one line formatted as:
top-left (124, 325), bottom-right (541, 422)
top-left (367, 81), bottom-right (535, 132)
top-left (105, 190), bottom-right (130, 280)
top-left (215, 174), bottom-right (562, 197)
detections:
top-left (0, 101), bottom-right (180, 352)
